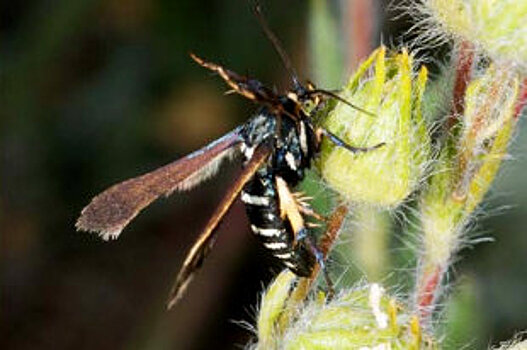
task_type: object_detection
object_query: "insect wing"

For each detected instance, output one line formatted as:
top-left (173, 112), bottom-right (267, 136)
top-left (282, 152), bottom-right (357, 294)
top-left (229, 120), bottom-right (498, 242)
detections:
top-left (167, 142), bottom-right (272, 309)
top-left (76, 127), bottom-right (243, 240)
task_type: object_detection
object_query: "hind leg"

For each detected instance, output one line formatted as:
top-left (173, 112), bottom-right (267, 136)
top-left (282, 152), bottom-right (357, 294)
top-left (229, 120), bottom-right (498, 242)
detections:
top-left (296, 228), bottom-right (335, 299)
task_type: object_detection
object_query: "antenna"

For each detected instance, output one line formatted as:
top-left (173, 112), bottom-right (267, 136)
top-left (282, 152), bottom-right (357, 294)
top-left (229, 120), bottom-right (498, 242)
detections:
top-left (308, 89), bottom-right (376, 117)
top-left (253, 3), bottom-right (300, 88)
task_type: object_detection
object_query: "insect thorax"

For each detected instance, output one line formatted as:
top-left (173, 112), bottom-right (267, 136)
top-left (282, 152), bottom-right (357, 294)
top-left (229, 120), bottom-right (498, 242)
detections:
top-left (239, 106), bottom-right (317, 277)
top-left (240, 106), bottom-right (315, 183)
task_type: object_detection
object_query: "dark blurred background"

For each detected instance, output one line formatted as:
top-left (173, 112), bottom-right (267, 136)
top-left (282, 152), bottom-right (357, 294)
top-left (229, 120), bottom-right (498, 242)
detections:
top-left (2, 1), bottom-right (526, 349)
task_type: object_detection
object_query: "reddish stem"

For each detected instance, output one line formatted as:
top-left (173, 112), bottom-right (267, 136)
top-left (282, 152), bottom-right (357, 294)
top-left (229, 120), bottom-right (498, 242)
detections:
top-left (307, 205), bottom-right (348, 284)
top-left (514, 77), bottom-right (527, 119)
top-left (287, 204), bottom-right (349, 304)
top-left (447, 41), bottom-right (474, 131)
top-left (319, 204), bottom-right (349, 257)
top-left (416, 265), bottom-right (443, 321)
top-left (416, 43), bottom-right (474, 324)
top-left (343, 0), bottom-right (375, 71)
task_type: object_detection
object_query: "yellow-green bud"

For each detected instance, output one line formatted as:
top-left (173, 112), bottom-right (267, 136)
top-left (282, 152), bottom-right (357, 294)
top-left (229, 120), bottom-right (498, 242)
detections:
top-left (255, 270), bottom-right (299, 349)
top-left (318, 47), bottom-right (430, 207)
top-left (422, 0), bottom-right (527, 71)
top-left (254, 280), bottom-right (437, 349)
top-left (420, 65), bottom-right (519, 270)
top-left (494, 338), bottom-right (527, 350)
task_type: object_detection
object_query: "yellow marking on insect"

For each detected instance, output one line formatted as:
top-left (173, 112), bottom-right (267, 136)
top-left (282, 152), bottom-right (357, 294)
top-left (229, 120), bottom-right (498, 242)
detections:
top-left (275, 177), bottom-right (305, 241)
top-left (287, 92), bottom-right (298, 102)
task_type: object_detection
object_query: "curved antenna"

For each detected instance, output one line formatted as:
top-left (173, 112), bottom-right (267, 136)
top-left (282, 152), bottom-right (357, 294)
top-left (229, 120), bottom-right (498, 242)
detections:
top-left (307, 89), bottom-right (376, 117)
top-left (253, 3), bottom-right (300, 89)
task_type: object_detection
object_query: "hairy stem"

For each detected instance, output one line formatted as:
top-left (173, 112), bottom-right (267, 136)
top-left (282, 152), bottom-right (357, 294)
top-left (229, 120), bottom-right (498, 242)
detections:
top-left (513, 77), bottom-right (527, 119)
top-left (447, 41), bottom-right (474, 131)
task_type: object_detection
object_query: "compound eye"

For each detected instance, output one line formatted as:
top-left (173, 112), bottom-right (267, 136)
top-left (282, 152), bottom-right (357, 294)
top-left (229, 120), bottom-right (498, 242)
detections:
top-left (303, 99), bottom-right (315, 112)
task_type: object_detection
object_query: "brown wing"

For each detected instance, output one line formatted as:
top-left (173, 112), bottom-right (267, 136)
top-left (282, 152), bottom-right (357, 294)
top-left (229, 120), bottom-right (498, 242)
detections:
top-left (76, 127), bottom-right (243, 240)
top-left (167, 143), bottom-right (272, 309)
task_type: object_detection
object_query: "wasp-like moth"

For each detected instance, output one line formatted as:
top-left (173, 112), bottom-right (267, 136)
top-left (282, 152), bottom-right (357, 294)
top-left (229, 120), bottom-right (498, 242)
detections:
top-left (76, 7), bottom-right (383, 309)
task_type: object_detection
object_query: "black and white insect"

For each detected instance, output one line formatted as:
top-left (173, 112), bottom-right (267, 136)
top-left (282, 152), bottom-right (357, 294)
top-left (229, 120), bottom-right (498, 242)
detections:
top-left (76, 6), bottom-right (383, 309)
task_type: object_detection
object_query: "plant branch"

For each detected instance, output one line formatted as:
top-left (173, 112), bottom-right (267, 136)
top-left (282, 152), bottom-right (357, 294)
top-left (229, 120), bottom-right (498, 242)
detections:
top-left (447, 41), bottom-right (474, 131)
top-left (513, 77), bottom-right (527, 119)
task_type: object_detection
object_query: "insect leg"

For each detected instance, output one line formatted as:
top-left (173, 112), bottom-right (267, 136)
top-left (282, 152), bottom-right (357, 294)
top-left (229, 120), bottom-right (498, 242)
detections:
top-left (190, 53), bottom-right (279, 106)
top-left (316, 128), bottom-right (385, 154)
top-left (293, 192), bottom-right (327, 223)
top-left (275, 177), bottom-right (334, 296)
top-left (307, 89), bottom-right (375, 117)
top-left (297, 228), bottom-right (335, 299)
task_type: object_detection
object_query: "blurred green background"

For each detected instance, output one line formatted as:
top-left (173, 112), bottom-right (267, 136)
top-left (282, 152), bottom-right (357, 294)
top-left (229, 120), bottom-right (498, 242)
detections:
top-left (1, 1), bottom-right (526, 349)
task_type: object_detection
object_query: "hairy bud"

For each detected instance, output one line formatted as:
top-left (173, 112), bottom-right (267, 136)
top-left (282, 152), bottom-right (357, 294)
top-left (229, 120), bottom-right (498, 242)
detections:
top-left (318, 47), bottom-right (430, 207)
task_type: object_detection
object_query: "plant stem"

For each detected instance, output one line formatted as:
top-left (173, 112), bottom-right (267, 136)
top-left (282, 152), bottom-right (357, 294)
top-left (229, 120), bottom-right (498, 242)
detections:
top-left (416, 41), bottom-right (474, 324)
top-left (416, 265), bottom-right (444, 321)
top-left (447, 41), bottom-right (474, 131)
top-left (287, 204), bottom-right (348, 302)
top-left (513, 77), bottom-right (527, 119)
top-left (342, 0), bottom-right (376, 70)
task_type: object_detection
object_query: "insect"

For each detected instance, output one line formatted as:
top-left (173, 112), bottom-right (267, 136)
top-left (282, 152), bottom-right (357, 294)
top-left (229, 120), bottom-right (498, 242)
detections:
top-left (76, 6), bottom-right (383, 309)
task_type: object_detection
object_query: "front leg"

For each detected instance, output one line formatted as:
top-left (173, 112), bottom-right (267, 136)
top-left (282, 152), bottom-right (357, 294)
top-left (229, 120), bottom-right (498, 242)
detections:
top-left (316, 127), bottom-right (385, 153)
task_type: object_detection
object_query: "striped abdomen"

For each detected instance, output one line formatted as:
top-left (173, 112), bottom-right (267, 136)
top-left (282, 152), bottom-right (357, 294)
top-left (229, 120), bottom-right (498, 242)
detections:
top-left (241, 168), bottom-right (315, 276)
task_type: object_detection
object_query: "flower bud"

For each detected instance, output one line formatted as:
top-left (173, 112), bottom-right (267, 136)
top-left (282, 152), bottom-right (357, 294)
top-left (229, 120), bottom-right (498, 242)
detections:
top-left (422, 0), bottom-right (527, 71)
top-left (420, 65), bottom-right (519, 270)
top-left (254, 280), bottom-right (437, 349)
top-left (255, 270), bottom-right (298, 349)
top-left (495, 338), bottom-right (527, 350)
top-left (318, 47), bottom-right (430, 207)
